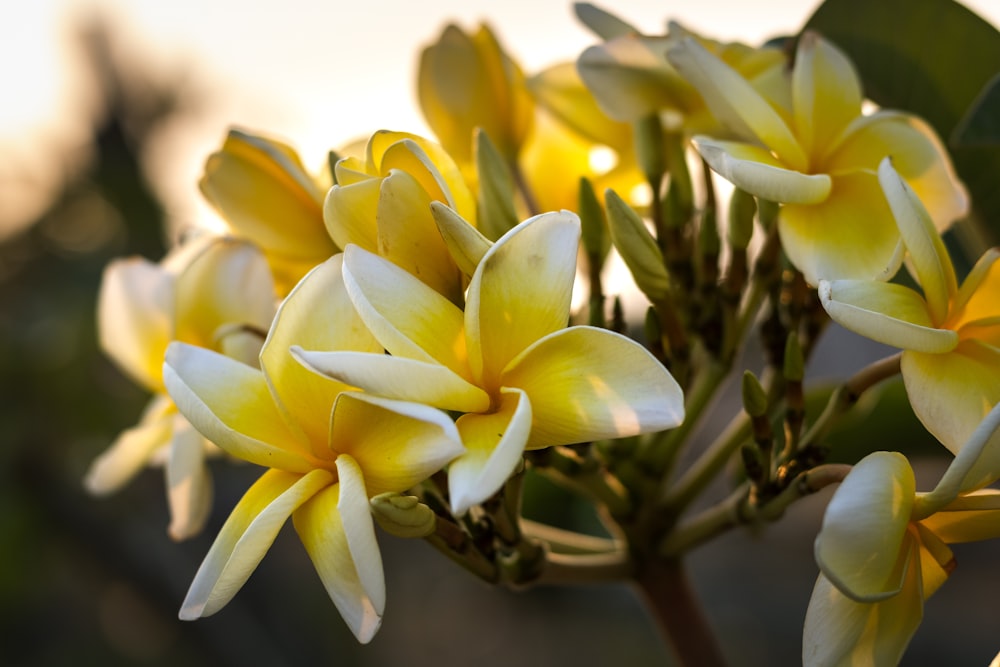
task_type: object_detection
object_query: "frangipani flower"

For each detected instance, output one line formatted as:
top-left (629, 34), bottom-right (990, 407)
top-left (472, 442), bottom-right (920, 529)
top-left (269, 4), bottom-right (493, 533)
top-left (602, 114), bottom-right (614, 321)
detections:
top-left (577, 15), bottom-right (785, 135)
top-left (418, 23), bottom-right (534, 168)
top-left (325, 130), bottom-right (475, 303)
top-left (295, 211), bottom-right (684, 513)
top-left (820, 159), bottom-right (1000, 490)
top-left (201, 128), bottom-right (339, 293)
top-left (667, 32), bottom-right (968, 284)
top-left (163, 254), bottom-right (463, 642)
top-left (89, 235), bottom-right (275, 540)
top-left (803, 402), bottom-right (1000, 666)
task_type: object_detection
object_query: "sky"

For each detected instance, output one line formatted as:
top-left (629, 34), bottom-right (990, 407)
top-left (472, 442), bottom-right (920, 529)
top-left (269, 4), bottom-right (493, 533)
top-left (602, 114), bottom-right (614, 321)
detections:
top-left (1, 0), bottom-right (998, 236)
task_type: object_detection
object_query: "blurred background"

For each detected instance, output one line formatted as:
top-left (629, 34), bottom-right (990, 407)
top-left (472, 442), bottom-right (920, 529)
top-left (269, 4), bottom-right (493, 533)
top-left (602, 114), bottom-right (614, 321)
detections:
top-left (2, 1), bottom-right (999, 665)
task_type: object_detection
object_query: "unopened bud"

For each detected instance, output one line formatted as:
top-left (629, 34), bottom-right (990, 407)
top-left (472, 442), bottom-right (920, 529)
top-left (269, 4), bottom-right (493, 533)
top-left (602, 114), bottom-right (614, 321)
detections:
top-left (784, 333), bottom-right (805, 382)
top-left (728, 188), bottom-right (756, 250)
top-left (742, 370), bottom-right (769, 418)
top-left (370, 493), bottom-right (437, 538)
top-left (475, 129), bottom-right (518, 241)
top-left (605, 188), bottom-right (670, 302)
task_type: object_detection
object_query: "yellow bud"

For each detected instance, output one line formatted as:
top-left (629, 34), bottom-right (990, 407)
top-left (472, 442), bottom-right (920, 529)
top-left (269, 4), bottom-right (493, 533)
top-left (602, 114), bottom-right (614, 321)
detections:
top-left (370, 493), bottom-right (437, 539)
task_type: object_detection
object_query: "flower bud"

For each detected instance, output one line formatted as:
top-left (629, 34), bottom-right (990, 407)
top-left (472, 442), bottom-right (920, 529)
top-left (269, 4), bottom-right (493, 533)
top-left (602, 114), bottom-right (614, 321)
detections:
top-left (370, 493), bottom-right (437, 539)
top-left (604, 188), bottom-right (670, 302)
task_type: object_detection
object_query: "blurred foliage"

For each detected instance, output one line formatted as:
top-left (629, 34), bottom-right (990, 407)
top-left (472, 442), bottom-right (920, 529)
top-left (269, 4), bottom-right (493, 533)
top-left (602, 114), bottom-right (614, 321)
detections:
top-left (805, 0), bottom-right (1000, 253)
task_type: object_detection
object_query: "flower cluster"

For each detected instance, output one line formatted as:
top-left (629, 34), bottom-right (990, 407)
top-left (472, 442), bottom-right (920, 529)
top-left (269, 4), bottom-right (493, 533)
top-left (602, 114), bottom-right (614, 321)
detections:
top-left (90, 2), bottom-right (999, 664)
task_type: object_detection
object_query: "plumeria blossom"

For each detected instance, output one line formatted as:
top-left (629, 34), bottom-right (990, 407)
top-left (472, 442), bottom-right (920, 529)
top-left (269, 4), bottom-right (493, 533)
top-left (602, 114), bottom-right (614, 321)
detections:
top-left (820, 159), bottom-right (1000, 490)
top-left (666, 31), bottom-right (968, 284)
top-left (325, 130), bottom-right (476, 303)
top-left (88, 235), bottom-right (275, 540)
top-left (803, 402), bottom-right (1000, 666)
top-left (200, 128), bottom-right (339, 293)
top-left (163, 254), bottom-right (464, 642)
top-left (418, 22), bottom-right (534, 170)
top-left (294, 211), bottom-right (685, 513)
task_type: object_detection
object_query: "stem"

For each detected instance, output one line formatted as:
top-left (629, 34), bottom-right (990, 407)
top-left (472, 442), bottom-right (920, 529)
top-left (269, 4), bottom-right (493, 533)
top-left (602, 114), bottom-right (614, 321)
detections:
top-left (521, 519), bottom-right (620, 555)
top-left (536, 550), bottom-right (632, 585)
top-left (634, 560), bottom-right (728, 667)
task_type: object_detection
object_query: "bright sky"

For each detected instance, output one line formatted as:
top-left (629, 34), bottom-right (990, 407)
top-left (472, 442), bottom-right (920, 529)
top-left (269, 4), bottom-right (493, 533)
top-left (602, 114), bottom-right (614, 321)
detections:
top-left (1, 0), bottom-right (998, 235)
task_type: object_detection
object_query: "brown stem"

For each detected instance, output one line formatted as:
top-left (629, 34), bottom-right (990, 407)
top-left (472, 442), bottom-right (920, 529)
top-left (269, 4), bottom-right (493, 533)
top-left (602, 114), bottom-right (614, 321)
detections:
top-left (634, 559), bottom-right (728, 667)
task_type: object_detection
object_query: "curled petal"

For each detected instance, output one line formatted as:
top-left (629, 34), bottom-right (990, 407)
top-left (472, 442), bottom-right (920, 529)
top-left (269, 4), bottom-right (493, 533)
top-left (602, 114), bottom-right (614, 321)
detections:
top-left (325, 179), bottom-right (381, 253)
top-left (449, 388), bottom-right (532, 514)
top-left (818, 280), bottom-right (956, 353)
top-left (693, 137), bottom-right (831, 205)
top-left (503, 326), bottom-right (684, 448)
top-left (164, 343), bottom-right (315, 471)
top-left (815, 452), bottom-right (915, 602)
top-left (466, 211), bottom-right (580, 390)
top-left (329, 393), bottom-right (464, 496)
top-left (165, 416), bottom-right (213, 541)
top-left (293, 349), bottom-right (489, 413)
top-left (181, 468), bottom-right (333, 619)
top-left (431, 202), bottom-right (492, 277)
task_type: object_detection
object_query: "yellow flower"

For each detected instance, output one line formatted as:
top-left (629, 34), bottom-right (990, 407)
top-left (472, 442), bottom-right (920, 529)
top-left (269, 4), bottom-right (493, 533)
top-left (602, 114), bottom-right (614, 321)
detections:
top-left (163, 255), bottom-right (463, 642)
top-left (325, 130), bottom-right (475, 302)
top-left (418, 23), bottom-right (534, 168)
top-left (667, 32), bottom-right (968, 284)
top-left (200, 129), bottom-right (339, 293)
top-left (88, 235), bottom-right (276, 540)
top-left (820, 159), bottom-right (1000, 490)
top-left (295, 211), bottom-right (684, 513)
top-left (803, 403), bottom-right (1000, 666)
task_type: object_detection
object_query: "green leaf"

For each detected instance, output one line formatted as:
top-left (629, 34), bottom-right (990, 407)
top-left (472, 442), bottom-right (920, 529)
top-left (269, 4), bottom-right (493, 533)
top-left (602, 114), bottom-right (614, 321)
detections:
top-left (954, 73), bottom-right (1000, 146)
top-left (804, 0), bottom-right (1000, 246)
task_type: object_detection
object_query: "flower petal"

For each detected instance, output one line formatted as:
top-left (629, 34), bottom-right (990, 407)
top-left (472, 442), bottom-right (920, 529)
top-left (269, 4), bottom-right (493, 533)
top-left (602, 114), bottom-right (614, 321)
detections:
top-left (953, 248), bottom-right (1000, 340)
top-left (877, 158), bottom-right (957, 322)
top-left (335, 455), bottom-right (385, 629)
top-left (918, 401), bottom-right (1000, 509)
top-left (260, 255), bottom-right (380, 450)
top-left (84, 395), bottom-right (173, 494)
top-left (164, 342), bottom-right (315, 471)
top-left (818, 279), bottom-right (956, 353)
top-left (430, 201), bottom-right (492, 277)
top-left (780, 171), bottom-right (904, 283)
top-left (815, 451), bottom-right (915, 601)
top-left (920, 490), bottom-right (1000, 543)
top-left (667, 36), bottom-right (807, 171)
top-left (449, 388), bottom-right (532, 514)
top-left (330, 392), bottom-right (464, 496)
top-left (342, 245), bottom-right (469, 374)
top-left (792, 33), bottom-right (862, 159)
top-left (693, 137), bottom-right (831, 204)
top-left (324, 179), bottom-right (381, 253)
top-left (97, 256), bottom-right (173, 390)
top-left (503, 326), bottom-right (683, 448)
top-left (293, 476), bottom-right (382, 643)
top-left (466, 211), bottom-right (580, 390)
top-left (165, 415), bottom-right (213, 541)
top-left (180, 468), bottom-right (333, 619)
top-left (292, 349), bottom-right (489, 413)
top-left (574, 3), bottom-right (637, 40)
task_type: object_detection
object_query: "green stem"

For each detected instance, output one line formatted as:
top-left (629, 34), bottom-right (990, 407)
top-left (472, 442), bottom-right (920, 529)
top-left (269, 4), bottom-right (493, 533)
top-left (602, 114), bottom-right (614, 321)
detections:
top-left (521, 519), bottom-right (620, 555)
top-left (536, 550), bottom-right (632, 585)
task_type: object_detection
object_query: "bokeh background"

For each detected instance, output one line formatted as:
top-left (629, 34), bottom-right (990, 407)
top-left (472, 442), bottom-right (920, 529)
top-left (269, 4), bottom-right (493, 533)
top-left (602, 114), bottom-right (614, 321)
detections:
top-left (2, 1), bottom-right (999, 665)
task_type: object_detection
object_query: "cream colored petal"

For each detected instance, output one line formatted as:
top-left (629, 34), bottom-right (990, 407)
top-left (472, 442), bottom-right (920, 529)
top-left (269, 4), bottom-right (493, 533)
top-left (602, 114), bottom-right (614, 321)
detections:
top-left (292, 349), bottom-right (489, 413)
top-left (877, 158), bottom-right (957, 322)
top-left (920, 490), bottom-right (1000, 543)
top-left (335, 455), bottom-right (385, 627)
top-left (97, 256), bottom-right (173, 391)
top-left (466, 211), bottom-right (580, 391)
top-left (330, 393), bottom-right (464, 496)
top-left (577, 36), bottom-right (692, 122)
top-left (953, 248), bottom-right (1000, 337)
top-left (342, 245), bottom-right (468, 375)
top-left (449, 388), bottom-right (532, 514)
top-left (84, 394), bottom-right (174, 494)
top-left (165, 415), bottom-right (213, 541)
top-left (667, 36), bottom-right (807, 171)
top-left (818, 280), bottom-right (956, 353)
top-left (377, 169), bottom-right (463, 302)
top-left (902, 343), bottom-right (1000, 489)
top-left (324, 180), bottom-right (381, 253)
top-left (694, 137), bottom-right (831, 204)
top-left (779, 171), bottom-right (904, 284)
top-left (792, 33), bottom-right (862, 159)
top-left (528, 62), bottom-right (632, 148)
top-left (333, 156), bottom-right (371, 186)
top-left (918, 401), bottom-right (1000, 511)
top-left (827, 111), bottom-right (968, 233)
top-left (815, 451), bottom-right (915, 602)
top-left (260, 255), bottom-right (380, 451)
top-left (181, 468), bottom-right (333, 619)
top-left (293, 477), bottom-right (382, 643)
top-left (803, 543), bottom-right (924, 667)
top-left (173, 237), bottom-right (276, 350)
top-left (502, 326), bottom-right (683, 448)
top-left (164, 342), bottom-right (315, 471)
top-left (430, 201), bottom-right (492, 277)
